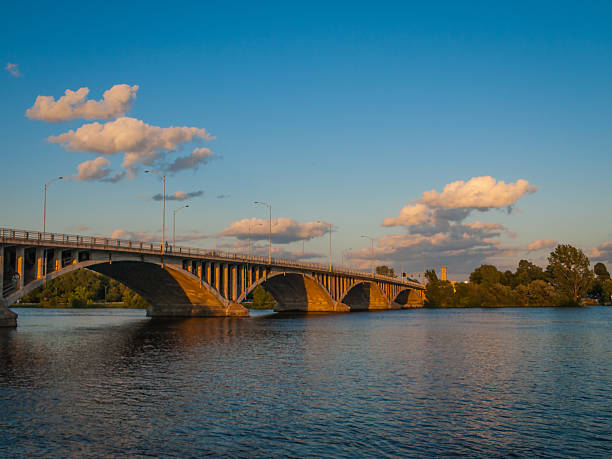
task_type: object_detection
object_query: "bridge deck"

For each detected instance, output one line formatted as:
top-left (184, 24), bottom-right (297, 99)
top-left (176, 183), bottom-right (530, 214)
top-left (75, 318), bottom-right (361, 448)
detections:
top-left (0, 228), bottom-right (423, 289)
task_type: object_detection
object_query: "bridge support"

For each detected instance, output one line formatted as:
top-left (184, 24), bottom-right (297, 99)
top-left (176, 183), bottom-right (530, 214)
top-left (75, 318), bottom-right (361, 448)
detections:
top-left (147, 301), bottom-right (248, 318)
top-left (0, 302), bottom-right (17, 327)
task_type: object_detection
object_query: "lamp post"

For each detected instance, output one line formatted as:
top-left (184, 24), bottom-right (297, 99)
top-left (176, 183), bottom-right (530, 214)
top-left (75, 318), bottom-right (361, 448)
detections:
top-left (254, 201), bottom-right (271, 264)
top-left (317, 221), bottom-right (333, 271)
top-left (172, 204), bottom-right (189, 246)
top-left (43, 176), bottom-right (64, 234)
top-left (145, 170), bottom-right (166, 253)
top-left (361, 235), bottom-right (375, 275)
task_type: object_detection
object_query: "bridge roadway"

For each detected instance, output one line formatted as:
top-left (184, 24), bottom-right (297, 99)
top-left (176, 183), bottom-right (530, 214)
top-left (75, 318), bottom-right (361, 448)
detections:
top-left (0, 228), bottom-right (425, 327)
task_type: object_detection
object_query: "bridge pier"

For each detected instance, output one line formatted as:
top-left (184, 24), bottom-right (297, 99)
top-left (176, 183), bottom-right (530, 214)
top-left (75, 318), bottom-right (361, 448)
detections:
top-left (0, 304), bottom-right (17, 327)
top-left (147, 301), bottom-right (248, 318)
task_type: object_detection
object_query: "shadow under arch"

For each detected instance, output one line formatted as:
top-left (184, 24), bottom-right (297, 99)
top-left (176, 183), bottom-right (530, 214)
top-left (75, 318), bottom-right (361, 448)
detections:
top-left (341, 281), bottom-right (390, 310)
top-left (238, 271), bottom-right (340, 312)
top-left (6, 260), bottom-right (247, 318)
top-left (393, 288), bottom-right (423, 307)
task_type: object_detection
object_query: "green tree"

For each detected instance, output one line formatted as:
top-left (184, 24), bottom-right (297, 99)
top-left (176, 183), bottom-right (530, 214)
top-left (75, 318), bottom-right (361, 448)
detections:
top-left (602, 279), bottom-right (612, 304)
top-left (547, 244), bottom-right (593, 304)
top-left (594, 262), bottom-right (610, 280)
top-left (515, 280), bottom-right (564, 306)
top-left (425, 269), bottom-right (438, 283)
top-left (376, 265), bottom-right (396, 277)
top-left (514, 260), bottom-right (547, 286)
top-left (469, 265), bottom-right (501, 285)
top-left (251, 285), bottom-right (276, 308)
top-left (424, 280), bottom-right (454, 307)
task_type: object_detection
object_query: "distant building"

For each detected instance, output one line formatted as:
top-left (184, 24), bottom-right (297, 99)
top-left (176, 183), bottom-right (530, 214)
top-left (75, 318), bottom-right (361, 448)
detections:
top-left (441, 266), bottom-right (447, 281)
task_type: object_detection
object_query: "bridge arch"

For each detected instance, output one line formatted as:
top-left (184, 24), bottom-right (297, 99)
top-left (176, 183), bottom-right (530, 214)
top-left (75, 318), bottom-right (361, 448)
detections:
top-left (341, 281), bottom-right (390, 310)
top-left (237, 271), bottom-right (344, 312)
top-left (393, 287), bottom-right (423, 307)
top-left (5, 259), bottom-right (247, 317)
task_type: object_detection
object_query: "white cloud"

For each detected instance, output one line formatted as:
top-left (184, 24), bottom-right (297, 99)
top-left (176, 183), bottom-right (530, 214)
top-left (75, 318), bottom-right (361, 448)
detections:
top-left (418, 176), bottom-right (537, 210)
top-left (374, 176), bottom-right (538, 276)
top-left (48, 117), bottom-right (212, 175)
top-left (5, 62), bottom-right (21, 77)
top-left (152, 190), bottom-right (203, 201)
top-left (26, 84), bottom-right (138, 122)
top-left (73, 156), bottom-right (112, 181)
top-left (220, 217), bottom-right (330, 244)
top-left (110, 229), bottom-right (158, 242)
top-left (527, 238), bottom-right (557, 251)
top-left (167, 147), bottom-right (214, 172)
top-left (382, 203), bottom-right (431, 227)
top-left (589, 241), bottom-right (612, 263)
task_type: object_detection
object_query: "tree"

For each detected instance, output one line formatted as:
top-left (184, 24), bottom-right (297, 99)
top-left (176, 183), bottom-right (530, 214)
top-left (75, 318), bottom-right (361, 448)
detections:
top-left (594, 262), bottom-right (610, 280)
top-left (514, 260), bottom-right (547, 286)
top-left (547, 244), bottom-right (593, 304)
top-left (425, 269), bottom-right (438, 284)
top-left (469, 265), bottom-right (501, 285)
top-left (602, 279), bottom-right (612, 305)
top-left (424, 279), bottom-right (454, 307)
top-left (251, 285), bottom-right (276, 308)
top-left (376, 265), bottom-right (396, 277)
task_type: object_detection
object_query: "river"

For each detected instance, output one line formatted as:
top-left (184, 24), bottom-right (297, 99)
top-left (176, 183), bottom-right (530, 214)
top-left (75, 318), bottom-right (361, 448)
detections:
top-left (1, 307), bottom-right (610, 457)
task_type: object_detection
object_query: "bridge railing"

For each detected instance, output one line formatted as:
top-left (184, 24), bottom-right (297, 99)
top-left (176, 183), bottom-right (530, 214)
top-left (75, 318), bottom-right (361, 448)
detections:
top-left (0, 228), bottom-right (423, 288)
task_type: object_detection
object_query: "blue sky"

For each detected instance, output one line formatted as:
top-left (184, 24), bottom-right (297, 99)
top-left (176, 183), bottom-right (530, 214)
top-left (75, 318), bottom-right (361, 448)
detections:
top-left (2, 1), bottom-right (611, 279)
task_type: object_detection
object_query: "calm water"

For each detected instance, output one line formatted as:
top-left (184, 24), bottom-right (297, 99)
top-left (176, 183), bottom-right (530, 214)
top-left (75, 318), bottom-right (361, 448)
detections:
top-left (0, 307), bottom-right (611, 457)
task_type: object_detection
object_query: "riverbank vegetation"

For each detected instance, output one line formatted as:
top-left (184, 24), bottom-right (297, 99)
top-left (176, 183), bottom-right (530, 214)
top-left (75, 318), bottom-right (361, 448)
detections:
top-left (21, 269), bottom-right (148, 308)
top-left (425, 244), bottom-right (612, 307)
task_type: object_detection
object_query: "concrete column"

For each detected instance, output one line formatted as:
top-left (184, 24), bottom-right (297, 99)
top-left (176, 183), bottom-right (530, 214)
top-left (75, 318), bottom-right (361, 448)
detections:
top-left (16, 247), bottom-right (24, 290)
top-left (0, 246), bottom-right (4, 297)
top-left (54, 249), bottom-right (62, 271)
top-left (223, 264), bottom-right (228, 299)
top-left (36, 248), bottom-right (44, 279)
top-left (197, 262), bottom-right (202, 280)
top-left (214, 263), bottom-right (220, 291)
top-left (71, 249), bottom-right (78, 265)
top-left (232, 265), bottom-right (237, 301)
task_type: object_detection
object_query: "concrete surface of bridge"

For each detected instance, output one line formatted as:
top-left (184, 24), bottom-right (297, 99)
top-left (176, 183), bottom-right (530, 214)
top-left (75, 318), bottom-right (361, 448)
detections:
top-left (0, 228), bottom-right (425, 327)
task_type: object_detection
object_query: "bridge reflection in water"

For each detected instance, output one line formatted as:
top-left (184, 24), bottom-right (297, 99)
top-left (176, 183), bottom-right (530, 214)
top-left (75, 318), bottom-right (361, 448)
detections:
top-left (0, 228), bottom-right (424, 326)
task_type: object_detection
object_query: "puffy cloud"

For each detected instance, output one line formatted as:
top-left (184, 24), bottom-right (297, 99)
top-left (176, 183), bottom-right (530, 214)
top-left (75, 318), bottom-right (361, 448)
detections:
top-left (49, 117), bottom-right (212, 175)
top-left (220, 217), bottom-right (330, 244)
top-left (73, 156), bottom-right (112, 181)
top-left (418, 176), bottom-right (537, 210)
top-left (374, 176), bottom-right (538, 276)
top-left (76, 225), bottom-right (89, 231)
top-left (152, 190), bottom-right (203, 201)
top-left (216, 194), bottom-right (230, 199)
top-left (382, 203), bottom-right (431, 227)
top-left (101, 171), bottom-right (126, 183)
top-left (218, 241), bottom-right (324, 260)
top-left (26, 84), bottom-right (138, 122)
top-left (5, 62), bottom-right (21, 77)
top-left (589, 241), bottom-right (612, 263)
top-left (167, 147), bottom-right (214, 172)
top-left (527, 238), bottom-right (558, 251)
top-left (110, 229), bottom-right (158, 242)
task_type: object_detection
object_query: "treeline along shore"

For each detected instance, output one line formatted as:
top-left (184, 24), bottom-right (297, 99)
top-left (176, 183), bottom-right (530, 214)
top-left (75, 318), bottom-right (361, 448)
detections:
top-left (424, 244), bottom-right (612, 307)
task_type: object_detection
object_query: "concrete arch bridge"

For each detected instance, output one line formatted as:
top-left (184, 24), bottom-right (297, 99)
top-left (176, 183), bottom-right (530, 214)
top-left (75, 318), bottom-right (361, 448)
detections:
top-left (0, 228), bottom-right (424, 327)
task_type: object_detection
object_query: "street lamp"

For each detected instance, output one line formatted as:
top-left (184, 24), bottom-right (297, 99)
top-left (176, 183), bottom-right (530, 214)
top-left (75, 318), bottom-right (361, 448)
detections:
top-left (43, 176), bottom-right (64, 233)
top-left (145, 170), bottom-right (166, 253)
top-left (317, 220), bottom-right (333, 271)
top-left (254, 201), bottom-right (271, 264)
top-left (172, 204), bottom-right (189, 246)
top-left (361, 235), bottom-right (375, 275)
